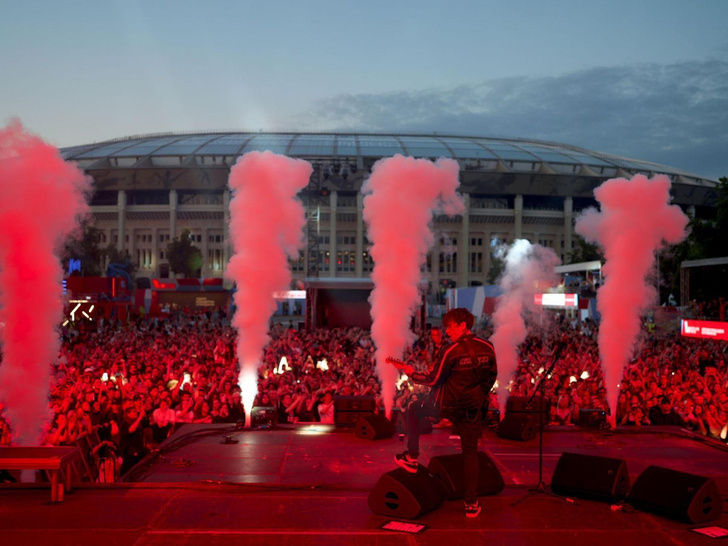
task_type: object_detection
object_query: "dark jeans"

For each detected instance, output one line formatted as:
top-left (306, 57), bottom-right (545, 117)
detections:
top-left (406, 399), bottom-right (483, 504)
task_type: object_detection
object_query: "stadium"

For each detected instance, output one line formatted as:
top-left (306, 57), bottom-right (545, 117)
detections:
top-left (61, 131), bottom-right (720, 293)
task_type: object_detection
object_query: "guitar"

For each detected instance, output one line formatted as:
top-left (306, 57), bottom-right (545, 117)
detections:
top-left (385, 356), bottom-right (412, 373)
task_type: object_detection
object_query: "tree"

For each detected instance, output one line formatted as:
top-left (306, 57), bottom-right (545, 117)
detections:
top-left (486, 252), bottom-right (505, 285)
top-left (104, 244), bottom-right (137, 279)
top-left (62, 219), bottom-right (105, 276)
top-left (661, 176), bottom-right (728, 302)
top-left (166, 229), bottom-right (203, 278)
top-left (567, 235), bottom-right (604, 265)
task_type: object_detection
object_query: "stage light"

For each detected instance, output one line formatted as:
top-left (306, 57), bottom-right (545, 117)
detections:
top-left (297, 424), bottom-right (335, 435)
top-left (581, 371), bottom-right (589, 380)
top-left (569, 376), bottom-right (577, 384)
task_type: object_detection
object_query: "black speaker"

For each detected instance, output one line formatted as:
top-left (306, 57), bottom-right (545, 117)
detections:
top-left (497, 413), bottom-right (538, 441)
top-left (551, 452), bottom-right (629, 502)
top-left (355, 414), bottom-right (395, 440)
top-left (628, 466), bottom-right (724, 523)
top-left (251, 406), bottom-right (278, 427)
top-left (506, 395), bottom-right (549, 414)
top-left (578, 409), bottom-right (607, 428)
top-left (334, 395), bottom-right (376, 412)
top-left (334, 396), bottom-right (376, 427)
top-left (427, 451), bottom-right (505, 500)
top-left (368, 467), bottom-right (447, 519)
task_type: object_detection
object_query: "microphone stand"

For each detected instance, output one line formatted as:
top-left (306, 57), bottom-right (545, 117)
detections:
top-left (513, 340), bottom-right (572, 505)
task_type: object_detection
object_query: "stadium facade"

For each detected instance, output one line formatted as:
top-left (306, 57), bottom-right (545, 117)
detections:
top-left (61, 132), bottom-right (719, 294)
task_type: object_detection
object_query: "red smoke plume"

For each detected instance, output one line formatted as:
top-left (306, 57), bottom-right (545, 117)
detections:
top-left (575, 174), bottom-right (688, 427)
top-left (363, 155), bottom-right (463, 417)
top-left (225, 151), bottom-right (311, 426)
top-left (0, 120), bottom-right (91, 445)
top-left (490, 240), bottom-right (560, 416)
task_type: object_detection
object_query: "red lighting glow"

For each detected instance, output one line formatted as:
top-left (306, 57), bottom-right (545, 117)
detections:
top-left (681, 319), bottom-right (728, 341)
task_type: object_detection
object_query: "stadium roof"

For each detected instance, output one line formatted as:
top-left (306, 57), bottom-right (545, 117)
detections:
top-left (60, 131), bottom-right (717, 186)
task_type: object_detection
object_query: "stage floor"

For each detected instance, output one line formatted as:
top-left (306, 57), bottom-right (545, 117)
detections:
top-left (1, 424), bottom-right (727, 545)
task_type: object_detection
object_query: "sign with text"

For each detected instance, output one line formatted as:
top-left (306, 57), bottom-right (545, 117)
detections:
top-left (534, 293), bottom-right (578, 308)
top-left (272, 290), bottom-right (306, 300)
top-left (681, 319), bottom-right (728, 341)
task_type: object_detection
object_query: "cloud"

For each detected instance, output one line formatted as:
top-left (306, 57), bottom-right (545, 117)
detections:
top-left (297, 60), bottom-right (728, 179)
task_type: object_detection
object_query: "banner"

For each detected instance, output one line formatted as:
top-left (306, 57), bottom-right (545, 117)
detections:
top-left (534, 293), bottom-right (578, 308)
top-left (681, 319), bottom-right (728, 341)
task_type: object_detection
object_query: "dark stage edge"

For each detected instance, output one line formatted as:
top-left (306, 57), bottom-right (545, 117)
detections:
top-left (1, 425), bottom-right (728, 546)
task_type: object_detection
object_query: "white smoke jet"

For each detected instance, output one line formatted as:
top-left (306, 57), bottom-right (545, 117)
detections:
top-left (363, 155), bottom-right (463, 417)
top-left (0, 120), bottom-right (91, 446)
top-left (225, 151), bottom-right (311, 427)
top-left (490, 239), bottom-right (560, 417)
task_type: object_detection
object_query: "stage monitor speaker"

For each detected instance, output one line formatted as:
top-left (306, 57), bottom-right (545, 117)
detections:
top-left (355, 414), bottom-right (395, 440)
top-left (368, 467), bottom-right (446, 519)
top-left (251, 406), bottom-right (278, 427)
top-left (578, 409), bottom-right (607, 428)
top-left (334, 395), bottom-right (376, 412)
top-left (497, 413), bottom-right (538, 441)
top-left (551, 452), bottom-right (629, 502)
top-left (506, 396), bottom-right (549, 414)
top-left (427, 451), bottom-right (505, 500)
top-left (334, 395), bottom-right (376, 427)
top-left (628, 465), bottom-right (724, 523)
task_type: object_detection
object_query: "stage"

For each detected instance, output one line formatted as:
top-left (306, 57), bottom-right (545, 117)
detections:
top-left (1, 424), bottom-right (727, 545)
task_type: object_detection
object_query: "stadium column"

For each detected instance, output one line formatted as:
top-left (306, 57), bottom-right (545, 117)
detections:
top-left (432, 233), bottom-right (440, 297)
top-left (458, 194), bottom-right (470, 288)
top-left (563, 196), bottom-right (573, 262)
top-left (117, 190), bottom-right (126, 252)
top-left (201, 228), bottom-right (209, 277)
top-left (169, 189), bottom-right (178, 243)
top-left (329, 191), bottom-right (337, 277)
top-left (355, 192), bottom-right (364, 277)
top-left (484, 230), bottom-right (491, 280)
top-left (223, 189), bottom-right (231, 272)
top-left (514, 194), bottom-right (523, 240)
top-left (152, 227), bottom-right (158, 277)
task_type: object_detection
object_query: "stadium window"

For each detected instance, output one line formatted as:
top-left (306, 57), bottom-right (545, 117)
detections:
top-left (362, 251), bottom-right (374, 272)
top-left (470, 252), bottom-right (483, 274)
top-left (439, 252), bottom-right (457, 274)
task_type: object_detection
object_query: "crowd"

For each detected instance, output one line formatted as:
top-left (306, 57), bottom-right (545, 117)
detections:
top-left (0, 307), bottom-right (726, 482)
top-left (687, 297), bottom-right (726, 322)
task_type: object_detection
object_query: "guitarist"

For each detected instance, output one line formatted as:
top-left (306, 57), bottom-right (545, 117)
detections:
top-left (392, 308), bottom-right (497, 518)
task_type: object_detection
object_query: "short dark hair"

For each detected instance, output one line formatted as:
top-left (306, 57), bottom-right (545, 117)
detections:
top-left (442, 308), bottom-right (474, 330)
